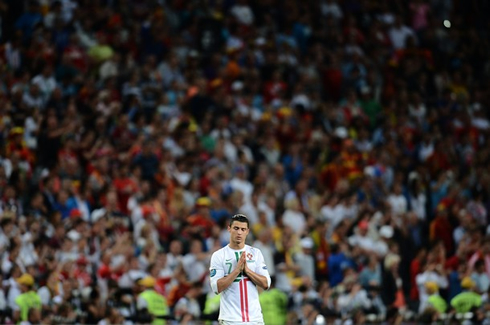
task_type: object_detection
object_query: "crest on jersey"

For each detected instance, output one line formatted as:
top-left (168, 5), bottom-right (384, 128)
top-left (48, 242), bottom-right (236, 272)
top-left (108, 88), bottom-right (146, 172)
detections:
top-left (210, 269), bottom-right (216, 277)
top-left (247, 253), bottom-right (253, 260)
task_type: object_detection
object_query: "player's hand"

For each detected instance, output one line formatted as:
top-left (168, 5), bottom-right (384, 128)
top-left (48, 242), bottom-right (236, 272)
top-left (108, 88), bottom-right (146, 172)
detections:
top-left (236, 251), bottom-right (246, 273)
top-left (241, 252), bottom-right (252, 274)
top-left (243, 259), bottom-right (250, 274)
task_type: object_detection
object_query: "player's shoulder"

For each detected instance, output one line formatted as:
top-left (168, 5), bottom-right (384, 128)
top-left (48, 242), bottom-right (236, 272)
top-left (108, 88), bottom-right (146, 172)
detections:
top-left (245, 244), bottom-right (261, 254)
top-left (210, 245), bottom-right (229, 259)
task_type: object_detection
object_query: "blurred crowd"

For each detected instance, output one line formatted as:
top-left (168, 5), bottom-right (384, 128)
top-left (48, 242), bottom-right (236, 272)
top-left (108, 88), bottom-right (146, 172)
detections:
top-left (0, 0), bottom-right (490, 324)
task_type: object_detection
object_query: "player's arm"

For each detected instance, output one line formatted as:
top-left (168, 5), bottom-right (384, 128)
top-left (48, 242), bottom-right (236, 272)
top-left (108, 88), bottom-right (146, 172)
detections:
top-left (217, 252), bottom-right (247, 293)
top-left (244, 249), bottom-right (271, 290)
top-left (210, 251), bottom-right (245, 294)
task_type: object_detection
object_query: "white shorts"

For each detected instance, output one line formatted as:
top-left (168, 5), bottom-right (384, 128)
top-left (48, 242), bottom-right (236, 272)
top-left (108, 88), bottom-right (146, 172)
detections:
top-left (218, 320), bottom-right (264, 325)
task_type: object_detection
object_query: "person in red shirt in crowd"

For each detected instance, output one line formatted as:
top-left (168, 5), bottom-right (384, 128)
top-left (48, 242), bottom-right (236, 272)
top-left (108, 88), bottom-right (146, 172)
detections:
top-left (186, 197), bottom-right (216, 239)
top-left (445, 241), bottom-right (470, 273)
top-left (112, 164), bottom-right (139, 215)
top-left (430, 204), bottom-right (454, 255)
top-left (426, 140), bottom-right (452, 178)
top-left (323, 54), bottom-right (343, 102)
top-left (311, 219), bottom-right (330, 280)
top-left (6, 127), bottom-right (34, 166)
top-left (320, 154), bottom-right (344, 192)
top-left (340, 138), bottom-right (363, 181)
top-left (167, 265), bottom-right (191, 309)
top-left (147, 253), bottom-right (173, 297)
top-left (410, 247), bottom-right (427, 301)
top-left (151, 187), bottom-right (174, 239)
top-left (97, 251), bottom-right (113, 280)
top-left (74, 256), bottom-right (92, 287)
top-left (263, 70), bottom-right (287, 104)
top-left (468, 238), bottom-right (490, 280)
top-left (110, 115), bottom-right (136, 152)
top-left (343, 15), bottom-right (365, 45)
top-left (63, 34), bottom-right (88, 73)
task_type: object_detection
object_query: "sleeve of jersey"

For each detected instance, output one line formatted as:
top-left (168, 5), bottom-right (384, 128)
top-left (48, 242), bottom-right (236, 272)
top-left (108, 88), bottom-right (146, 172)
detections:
top-left (209, 251), bottom-right (225, 295)
top-left (255, 249), bottom-right (271, 290)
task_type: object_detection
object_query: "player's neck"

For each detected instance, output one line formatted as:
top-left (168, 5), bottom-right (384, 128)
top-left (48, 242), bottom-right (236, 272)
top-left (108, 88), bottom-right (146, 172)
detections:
top-left (228, 242), bottom-right (245, 250)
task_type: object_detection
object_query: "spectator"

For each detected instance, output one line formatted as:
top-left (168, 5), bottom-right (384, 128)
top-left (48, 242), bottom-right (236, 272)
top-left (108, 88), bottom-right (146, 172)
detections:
top-left (174, 281), bottom-right (203, 324)
top-left (450, 277), bottom-right (482, 314)
top-left (12, 274), bottom-right (41, 323)
top-left (294, 237), bottom-right (316, 282)
top-left (136, 276), bottom-right (169, 325)
top-left (471, 259), bottom-right (490, 294)
top-left (430, 204), bottom-right (454, 254)
top-left (328, 243), bottom-right (348, 287)
top-left (388, 15), bottom-right (416, 50)
top-left (259, 277), bottom-right (288, 325)
top-left (282, 198), bottom-right (306, 237)
top-left (359, 254), bottom-right (382, 288)
top-left (418, 281), bottom-right (447, 314)
top-left (181, 239), bottom-right (209, 285)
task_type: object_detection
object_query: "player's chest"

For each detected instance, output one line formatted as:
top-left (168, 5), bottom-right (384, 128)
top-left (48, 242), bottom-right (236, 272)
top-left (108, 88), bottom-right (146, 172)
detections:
top-left (224, 251), bottom-right (257, 275)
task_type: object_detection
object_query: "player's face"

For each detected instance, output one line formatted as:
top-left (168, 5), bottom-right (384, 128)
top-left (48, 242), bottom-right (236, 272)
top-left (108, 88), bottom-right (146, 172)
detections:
top-left (228, 221), bottom-right (249, 245)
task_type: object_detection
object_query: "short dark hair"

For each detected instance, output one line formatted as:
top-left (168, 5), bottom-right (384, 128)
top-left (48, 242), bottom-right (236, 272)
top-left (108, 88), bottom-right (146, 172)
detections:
top-left (229, 214), bottom-right (249, 228)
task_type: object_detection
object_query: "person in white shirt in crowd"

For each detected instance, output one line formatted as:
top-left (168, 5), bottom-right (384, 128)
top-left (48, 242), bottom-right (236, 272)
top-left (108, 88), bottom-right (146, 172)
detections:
top-left (282, 197), bottom-right (306, 237)
top-left (253, 228), bottom-right (276, 278)
top-left (466, 191), bottom-right (487, 227)
top-left (416, 261), bottom-right (448, 313)
top-left (294, 237), bottom-right (316, 283)
top-left (166, 239), bottom-right (184, 272)
top-left (182, 239), bottom-right (210, 289)
top-left (226, 132), bottom-right (254, 166)
top-left (407, 172), bottom-right (427, 221)
top-left (152, 252), bottom-right (175, 295)
top-left (259, 137), bottom-right (281, 166)
top-left (22, 84), bottom-right (44, 110)
top-left (321, 0), bottom-right (343, 22)
top-left (239, 188), bottom-right (262, 225)
top-left (127, 180), bottom-right (152, 225)
top-left (418, 134), bottom-right (434, 162)
top-left (210, 117), bottom-right (232, 141)
top-left (408, 92), bottom-right (427, 125)
top-left (230, 0), bottom-right (254, 26)
top-left (471, 106), bottom-right (490, 131)
top-left (388, 15), bottom-right (416, 50)
top-left (31, 66), bottom-right (57, 106)
top-left (133, 208), bottom-right (161, 252)
top-left (349, 219), bottom-right (391, 257)
top-left (320, 193), bottom-right (345, 230)
top-left (471, 259), bottom-right (490, 294)
top-left (387, 182), bottom-right (407, 217)
top-left (37, 272), bottom-right (60, 308)
top-left (284, 178), bottom-right (310, 214)
top-left (5, 265), bottom-right (23, 312)
top-left (337, 275), bottom-right (372, 314)
top-left (118, 256), bottom-right (147, 290)
top-left (174, 282), bottom-right (203, 324)
top-left (229, 165), bottom-right (254, 205)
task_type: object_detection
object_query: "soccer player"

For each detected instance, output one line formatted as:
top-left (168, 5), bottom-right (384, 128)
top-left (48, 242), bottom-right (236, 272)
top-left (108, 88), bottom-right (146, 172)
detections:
top-left (209, 214), bottom-right (271, 324)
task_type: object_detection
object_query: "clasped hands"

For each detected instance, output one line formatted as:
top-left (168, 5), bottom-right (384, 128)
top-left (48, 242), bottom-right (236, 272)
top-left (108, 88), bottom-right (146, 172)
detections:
top-left (236, 251), bottom-right (249, 274)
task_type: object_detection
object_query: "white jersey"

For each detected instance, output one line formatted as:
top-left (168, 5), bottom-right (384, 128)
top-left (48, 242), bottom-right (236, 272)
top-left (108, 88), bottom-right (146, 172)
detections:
top-left (209, 244), bottom-right (271, 322)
